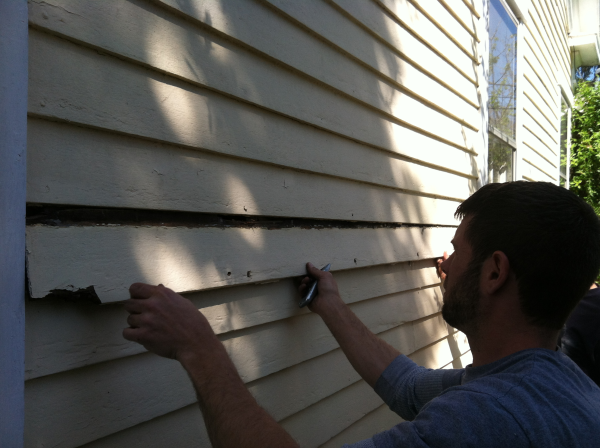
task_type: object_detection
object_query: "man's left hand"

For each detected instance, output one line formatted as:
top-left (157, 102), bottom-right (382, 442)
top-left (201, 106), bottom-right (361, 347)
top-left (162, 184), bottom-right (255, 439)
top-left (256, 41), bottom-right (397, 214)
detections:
top-left (123, 283), bottom-right (215, 361)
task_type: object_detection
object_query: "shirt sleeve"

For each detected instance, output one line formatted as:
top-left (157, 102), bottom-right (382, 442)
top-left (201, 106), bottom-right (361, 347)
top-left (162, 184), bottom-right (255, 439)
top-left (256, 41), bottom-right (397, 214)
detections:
top-left (373, 355), bottom-right (464, 420)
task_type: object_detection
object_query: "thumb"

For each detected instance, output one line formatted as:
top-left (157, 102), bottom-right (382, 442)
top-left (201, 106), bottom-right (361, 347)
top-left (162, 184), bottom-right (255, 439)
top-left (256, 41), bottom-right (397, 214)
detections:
top-left (306, 262), bottom-right (328, 279)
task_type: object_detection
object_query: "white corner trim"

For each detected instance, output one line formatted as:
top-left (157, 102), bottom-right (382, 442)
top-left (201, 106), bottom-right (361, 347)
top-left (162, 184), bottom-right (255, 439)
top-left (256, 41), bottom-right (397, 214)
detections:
top-left (0, 1), bottom-right (28, 446)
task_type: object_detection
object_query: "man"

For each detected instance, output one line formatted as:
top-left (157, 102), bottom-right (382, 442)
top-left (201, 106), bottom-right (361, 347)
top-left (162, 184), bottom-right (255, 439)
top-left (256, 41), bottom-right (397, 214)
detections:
top-left (123, 182), bottom-right (600, 447)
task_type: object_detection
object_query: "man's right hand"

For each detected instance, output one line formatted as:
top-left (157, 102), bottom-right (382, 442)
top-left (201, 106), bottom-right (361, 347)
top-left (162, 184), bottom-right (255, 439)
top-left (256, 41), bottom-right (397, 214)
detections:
top-left (299, 262), bottom-right (344, 315)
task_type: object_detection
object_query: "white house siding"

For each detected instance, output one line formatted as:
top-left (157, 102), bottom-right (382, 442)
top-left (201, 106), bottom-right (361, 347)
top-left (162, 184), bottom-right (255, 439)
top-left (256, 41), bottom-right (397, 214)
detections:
top-left (24, 0), bottom-right (482, 446)
top-left (518, 0), bottom-right (571, 182)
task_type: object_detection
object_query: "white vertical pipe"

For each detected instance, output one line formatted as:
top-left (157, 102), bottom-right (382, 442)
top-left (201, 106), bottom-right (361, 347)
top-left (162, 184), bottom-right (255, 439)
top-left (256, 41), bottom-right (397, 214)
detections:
top-left (0, 1), bottom-right (28, 446)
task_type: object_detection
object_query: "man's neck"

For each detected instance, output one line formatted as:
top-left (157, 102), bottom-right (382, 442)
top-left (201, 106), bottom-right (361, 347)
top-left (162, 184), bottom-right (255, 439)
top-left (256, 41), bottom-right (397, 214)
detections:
top-left (466, 325), bottom-right (559, 368)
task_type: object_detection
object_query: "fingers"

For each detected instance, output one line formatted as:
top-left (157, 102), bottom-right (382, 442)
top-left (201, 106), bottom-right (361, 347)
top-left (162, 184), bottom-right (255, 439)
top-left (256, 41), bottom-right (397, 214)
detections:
top-left (123, 298), bottom-right (146, 314)
top-left (129, 282), bottom-right (158, 299)
top-left (123, 326), bottom-right (141, 342)
top-left (126, 313), bottom-right (143, 328)
top-left (305, 262), bottom-right (331, 280)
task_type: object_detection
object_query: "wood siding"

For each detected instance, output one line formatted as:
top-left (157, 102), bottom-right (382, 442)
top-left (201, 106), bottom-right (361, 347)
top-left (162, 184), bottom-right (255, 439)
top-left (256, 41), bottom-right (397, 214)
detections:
top-left (25, 0), bottom-right (481, 446)
top-left (517, 0), bottom-right (570, 182)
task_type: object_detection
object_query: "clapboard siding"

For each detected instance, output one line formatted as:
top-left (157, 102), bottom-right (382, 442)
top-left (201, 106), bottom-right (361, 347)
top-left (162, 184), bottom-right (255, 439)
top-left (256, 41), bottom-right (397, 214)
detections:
top-left (264, 0), bottom-right (479, 106)
top-left (26, 260), bottom-right (441, 379)
top-left (71, 335), bottom-right (464, 448)
top-left (29, 29), bottom-right (479, 179)
top-left (29, 0), bottom-right (480, 134)
top-left (25, 0), bottom-right (482, 445)
top-left (26, 225), bottom-right (455, 302)
top-left (516, 0), bottom-right (570, 182)
top-left (24, 311), bottom-right (456, 448)
top-left (27, 119), bottom-right (472, 217)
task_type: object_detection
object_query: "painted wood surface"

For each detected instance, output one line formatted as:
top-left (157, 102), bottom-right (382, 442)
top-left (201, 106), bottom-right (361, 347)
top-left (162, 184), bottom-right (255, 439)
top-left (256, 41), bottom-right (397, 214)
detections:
top-left (28, 29), bottom-right (479, 179)
top-left (26, 225), bottom-right (455, 303)
top-left (25, 312), bottom-right (459, 448)
top-left (23, 0), bottom-right (480, 445)
top-left (25, 260), bottom-right (441, 379)
top-left (28, 0), bottom-right (480, 134)
top-left (27, 119), bottom-right (472, 221)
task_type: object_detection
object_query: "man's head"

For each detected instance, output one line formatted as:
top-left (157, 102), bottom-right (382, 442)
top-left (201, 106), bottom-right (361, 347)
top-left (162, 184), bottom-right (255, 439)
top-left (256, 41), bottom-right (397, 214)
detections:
top-left (443, 181), bottom-right (600, 332)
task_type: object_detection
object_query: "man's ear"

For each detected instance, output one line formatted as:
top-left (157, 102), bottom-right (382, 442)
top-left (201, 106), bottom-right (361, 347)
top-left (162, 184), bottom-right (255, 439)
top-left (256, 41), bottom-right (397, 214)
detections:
top-left (481, 251), bottom-right (511, 295)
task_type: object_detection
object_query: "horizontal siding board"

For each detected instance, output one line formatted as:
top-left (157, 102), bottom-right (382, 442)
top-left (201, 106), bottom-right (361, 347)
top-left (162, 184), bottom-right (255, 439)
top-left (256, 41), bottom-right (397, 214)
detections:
top-left (524, 13), bottom-right (559, 98)
top-left (376, 0), bottom-right (477, 63)
top-left (25, 313), bottom-right (451, 448)
top-left (522, 112), bottom-right (558, 156)
top-left (26, 261), bottom-right (441, 379)
top-left (327, 0), bottom-right (478, 85)
top-left (523, 140), bottom-right (558, 175)
top-left (522, 69), bottom-right (558, 122)
top-left (71, 333), bottom-right (458, 448)
top-left (263, 0), bottom-right (479, 107)
top-left (438, 0), bottom-right (480, 39)
top-left (26, 225), bottom-right (455, 302)
top-left (523, 157), bottom-right (557, 182)
top-left (29, 0), bottom-right (481, 133)
top-left (29, 30), bottom-right (478, 179)
top-left (533, 0), bottom-right (570, 82)
top-left (399, 0), bottom-right (478, 60)
top-left (27, 119), bottom-right (473, 217)
top-left (523, 37), bottom-right (558, 106)
top-left (320, 404), bottom-right (403, 448)
top-left (522, 96), bottom-right (558, 142)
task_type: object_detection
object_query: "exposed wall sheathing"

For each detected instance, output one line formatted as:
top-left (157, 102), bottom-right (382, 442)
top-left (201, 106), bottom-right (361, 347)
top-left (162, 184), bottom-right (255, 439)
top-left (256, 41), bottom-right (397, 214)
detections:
top-left (24, 0), bottom-right (482, 446)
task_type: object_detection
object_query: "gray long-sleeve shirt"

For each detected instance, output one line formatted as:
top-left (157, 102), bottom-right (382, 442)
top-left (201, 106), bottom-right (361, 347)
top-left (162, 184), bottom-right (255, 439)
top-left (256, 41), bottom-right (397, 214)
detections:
top-left (345, 349), bottom-right (600, 447)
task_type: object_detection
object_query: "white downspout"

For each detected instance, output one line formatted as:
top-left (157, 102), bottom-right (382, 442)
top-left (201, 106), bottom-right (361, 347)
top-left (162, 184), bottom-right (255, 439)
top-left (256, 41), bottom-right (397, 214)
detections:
top-left (0, 1), bottom-right (28, 446)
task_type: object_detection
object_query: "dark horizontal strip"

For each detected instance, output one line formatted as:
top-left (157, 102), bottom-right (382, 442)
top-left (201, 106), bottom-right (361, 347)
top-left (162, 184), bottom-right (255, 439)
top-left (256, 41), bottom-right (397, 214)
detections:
top-left (26, 205), bottom-right (457, 229)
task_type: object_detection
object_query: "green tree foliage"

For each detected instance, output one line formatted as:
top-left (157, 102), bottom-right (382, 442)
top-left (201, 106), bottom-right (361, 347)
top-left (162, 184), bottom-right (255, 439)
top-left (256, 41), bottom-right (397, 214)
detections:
top-left (570, 81), bottom-right (600, 216)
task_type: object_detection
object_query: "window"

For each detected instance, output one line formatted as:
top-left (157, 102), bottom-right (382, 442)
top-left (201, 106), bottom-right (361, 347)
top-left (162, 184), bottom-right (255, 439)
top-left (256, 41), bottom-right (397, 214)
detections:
top-left (488, 0), bottom-right (518, 183)
top-left (559, 94), bottom-right (571, 187)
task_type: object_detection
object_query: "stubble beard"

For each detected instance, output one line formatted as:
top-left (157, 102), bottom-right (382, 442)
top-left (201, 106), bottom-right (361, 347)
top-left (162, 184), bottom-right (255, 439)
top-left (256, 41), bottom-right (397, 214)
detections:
top-left (441, 260), bottom-right (482, 334)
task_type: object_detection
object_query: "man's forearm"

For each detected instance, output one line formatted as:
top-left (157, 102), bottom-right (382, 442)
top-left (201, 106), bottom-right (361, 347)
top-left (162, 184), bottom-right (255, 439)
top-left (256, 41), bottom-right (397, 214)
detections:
top-left (179, 339), bottom-right (299, 448)
top-left (317, 299), bottom-right (400, 388)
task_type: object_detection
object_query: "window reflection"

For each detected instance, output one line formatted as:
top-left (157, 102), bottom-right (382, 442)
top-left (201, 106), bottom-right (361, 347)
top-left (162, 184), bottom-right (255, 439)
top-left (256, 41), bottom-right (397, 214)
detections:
top-left (559, 96), bottom-right (570, 187)
top-left (488, 0), bottom-right (518, 183)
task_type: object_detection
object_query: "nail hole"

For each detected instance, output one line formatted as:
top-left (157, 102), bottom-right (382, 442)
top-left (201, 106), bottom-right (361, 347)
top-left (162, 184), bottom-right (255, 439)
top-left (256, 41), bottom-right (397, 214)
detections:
top-left (227, 271), bottom-right (232, 276)
top-left (247, 271), bottom-right (251, 277)
top-left (354, 258), bottom-right (357, 263)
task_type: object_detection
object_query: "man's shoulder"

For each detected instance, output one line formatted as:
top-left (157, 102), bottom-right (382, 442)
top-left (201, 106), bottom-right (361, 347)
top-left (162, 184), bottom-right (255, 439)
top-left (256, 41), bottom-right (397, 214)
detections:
top-left (429, 349), bottom-right (600, 446)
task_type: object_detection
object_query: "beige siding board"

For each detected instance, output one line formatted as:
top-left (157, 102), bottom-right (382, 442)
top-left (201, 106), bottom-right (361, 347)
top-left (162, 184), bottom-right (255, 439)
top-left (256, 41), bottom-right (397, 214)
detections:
top-left (27, 120), bottom-right (473, 217)
top-left (29, 0), bottom-right (480, 133)
top-left (377, 0), bottom-right (477, 62)
top-left (25, 314), bottom-right (450, 448)
top-left (328, 0), bottom-right (478, 86)
top-left (522, 69), bottom-right (558, 122)
top-left (522, 112), bottom-right (558, 156)
top-left (26, 224), bottom-right (455, 302)
top-left (524, 146), bottom-right (558, 179)
top-left (158, 0), bottom-right (481, 114)
top-left (523, 140), bottom-right (558, 169)
top-left (320, 404), bottom-right (402, 448)
top-left (523, 96), bottom-right (558, 142)
top-left (533, 0), bottom-right (570, 81)
top-left (523, 21), bottom-right (559, 98)
top-left (438, 0), bottom-right (480, 40)
top-left (75, 331), bottom-right (456, 448)
top-left (29, 31), bottom-right (478, 179)
top-left (31, 0), bottom-right (477, 143)
top-left (523, 41), bottom-right (558, 107)
top-left (26, 262), bottom-right (442, 379)
top-left (527, 5), bottom-right (560, 76)
top-left (401, 0), bottom-right (478, 60)
top-left (522, 127), bottom-right (558, 165)
top-left (523, 157), bottom-right (557, 182)
top-left (262, 0), bottom-right (478, 107)
top-left (461, 0), bottom-right (482, 19)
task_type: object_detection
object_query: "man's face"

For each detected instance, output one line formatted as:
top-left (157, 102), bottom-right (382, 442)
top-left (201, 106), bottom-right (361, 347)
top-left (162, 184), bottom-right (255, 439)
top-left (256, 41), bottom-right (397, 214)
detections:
top-left (440, 216), bottom-right (482, 333)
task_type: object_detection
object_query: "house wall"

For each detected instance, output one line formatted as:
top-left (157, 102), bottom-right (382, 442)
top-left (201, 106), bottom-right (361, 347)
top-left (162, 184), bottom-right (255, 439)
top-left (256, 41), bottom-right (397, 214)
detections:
top-left (24, 0), bottom-right (483, 446)
top-left (516, 0), bottom-right (572, 182)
